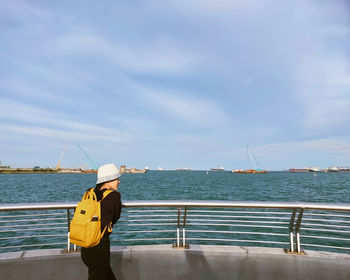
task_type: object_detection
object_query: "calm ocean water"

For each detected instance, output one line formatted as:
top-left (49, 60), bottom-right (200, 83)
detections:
top-left (0, 171), bottom-right (349, 204)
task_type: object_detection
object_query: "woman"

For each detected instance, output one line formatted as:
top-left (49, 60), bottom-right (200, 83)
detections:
top-left (81, 163), bottom-right (122, 280)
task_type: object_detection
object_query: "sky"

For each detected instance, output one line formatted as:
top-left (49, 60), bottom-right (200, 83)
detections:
top-left (0, 0), bottom-right (349, 171)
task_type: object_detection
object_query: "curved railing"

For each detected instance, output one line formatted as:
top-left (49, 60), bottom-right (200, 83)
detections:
top-left (1, 201), bottom-right (350, 254)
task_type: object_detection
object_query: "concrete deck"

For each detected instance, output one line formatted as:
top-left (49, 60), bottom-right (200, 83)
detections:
top-left (1, 245), bottom-right (350, 279)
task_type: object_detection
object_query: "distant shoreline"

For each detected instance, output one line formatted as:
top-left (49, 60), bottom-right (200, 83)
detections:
top-left (0, 168), bottom-right (87, 174)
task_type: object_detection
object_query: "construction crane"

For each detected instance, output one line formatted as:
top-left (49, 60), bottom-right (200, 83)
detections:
top-left (56, 144), bottom-right (68, 169)
top-left (77, 144), bottom-right (99, 170)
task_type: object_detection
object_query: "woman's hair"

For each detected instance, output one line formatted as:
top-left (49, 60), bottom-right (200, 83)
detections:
top-left (94, 183), bottom-right (104, 201)
top-left (95, 178), bottom-right (118, 200)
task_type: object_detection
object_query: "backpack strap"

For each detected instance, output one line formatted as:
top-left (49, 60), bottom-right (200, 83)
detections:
top-left (100, 221), bottom-right (113, 235)
top-left (102, 190), bottom-right (112, 200)
top-left (101, 190), bottom-right (114, 234)
top-left (107, 222), bottom-right (113, 233)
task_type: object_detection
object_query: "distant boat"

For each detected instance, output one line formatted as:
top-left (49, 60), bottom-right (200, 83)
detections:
top-left (326, 167), bottom-right (338, 172)
top-left (309, 167), bottom-right (322, 172)
top-left (289, 168), bottom-right (310, 173)
top-left (232, 169), bottom-right (268, 174)
top-left (339, 167), bottom-right (350, 172)
top-left (158, 166), bottom-right (163, 171)
top-left (232, 143), bottom-right (268, 174)
top-left (210, 167), bottom-right (225, 171)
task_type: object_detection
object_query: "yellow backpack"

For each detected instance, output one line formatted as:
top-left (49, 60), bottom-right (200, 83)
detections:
top-left (70, 188), bottom-right (112, 248)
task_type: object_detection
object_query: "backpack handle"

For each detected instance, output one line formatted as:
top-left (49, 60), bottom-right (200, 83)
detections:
top-left (83, 188), bottom-right (97, 201)
top-left (82, 188), bottom-right (112, 201)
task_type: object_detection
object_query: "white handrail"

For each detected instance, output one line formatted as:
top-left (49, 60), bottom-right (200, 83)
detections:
top-left (1, 201), bottom-right (350, 211)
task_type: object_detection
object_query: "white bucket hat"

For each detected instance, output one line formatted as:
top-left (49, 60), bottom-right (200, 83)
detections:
top-left (96, 163), bottom-right (121, 184)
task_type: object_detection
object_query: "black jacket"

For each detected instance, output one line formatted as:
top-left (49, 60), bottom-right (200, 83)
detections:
top-left (94, 188), bottom-right (122, 234)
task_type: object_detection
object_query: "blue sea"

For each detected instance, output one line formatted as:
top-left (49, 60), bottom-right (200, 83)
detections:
top-left (0, 171), bottom-right (349, 204)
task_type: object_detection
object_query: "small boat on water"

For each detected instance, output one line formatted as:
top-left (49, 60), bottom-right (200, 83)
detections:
top-left (232, 143), bottom-right (268, 174)
top-left (232, 169), bottom-right (268, 174)
top-left (210, 167), bottom-right (225, 171)
top-left (309, 167), bottom-right (322, 172)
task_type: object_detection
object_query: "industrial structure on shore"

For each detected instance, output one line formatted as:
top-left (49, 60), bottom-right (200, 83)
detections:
top-left (289, 166), bottom-right (350, 172)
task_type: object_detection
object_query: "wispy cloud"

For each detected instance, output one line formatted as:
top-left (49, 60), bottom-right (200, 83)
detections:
top-left (295, 51), bottom-right (350, 134)
top-left (0, 1), bottom-right (54, 23)
top-left (0, 98), bottom-right (132, 143)
top-left (291, 2), bottom-right (350, 136)
top-left (44, 32), bottom-right (199, 75)
top-left (129, 83), bottom-right (232, 127)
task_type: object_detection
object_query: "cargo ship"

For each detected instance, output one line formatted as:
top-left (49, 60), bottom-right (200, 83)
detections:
top-left (339, 167), bottom-right (350, 172)
top-left (289, 168), bottom-right (310, 173)
top-left (232, 169), bottom-right (268, 174)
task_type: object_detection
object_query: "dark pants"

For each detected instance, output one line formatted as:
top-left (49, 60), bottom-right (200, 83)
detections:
top-left (81, 234), bottom-right (116, 280)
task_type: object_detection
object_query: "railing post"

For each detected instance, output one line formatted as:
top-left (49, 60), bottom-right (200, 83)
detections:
top-left (295, 209), bottom-right (304, 253)
top-left (288, 209), bottom-right (296, 252)
top-left (67, 209), bottom-right (71, 252)
top-left (182, 207), bottom-right (188, 248)
top-left (176, 208), bottom-right (181, 247)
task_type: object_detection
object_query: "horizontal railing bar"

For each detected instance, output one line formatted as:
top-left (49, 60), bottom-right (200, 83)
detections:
top-left (123, 201), bottom-right (350, 211)
top-left (119, 219), bottom-right (177, 223)
top-left (301, 227), bottom-right (350, 234)
top-left (301, 223), bottom-right (350, 229)
top-left (0, 227), bottom-right (67, 233)
top-left (0, 213), bottom-right (66, 219)
top-left (301, 243), bottom-right (350, 250)
top-left (186, 238), bottom-right (288, 245)
top-left (0, 243), bottom-right (66, 250)
top-left (114, 238), bottom-right (176, 242)
top-left (120, 215), bottom-right (178, 218)
top-left (301, 235), bottom-right (350, 242)
top-left (302, 218), bottom-right (350, 224)
top-left (0, 203), bottom-right (77, 212)
top-left (123, 210), bottom-right (178, 213)
top-left (0, 234), bottom-right (67, 240)
top-left (115, 230), bottom-right (177, 234)
top-left (187, 219), bottom-right (288, 225)
top-left (304, 213), bottom-right (350, 218)
top-left (0, 217), bottom-right (67, 223)
top-left (0, 223), bottom-right (67, 229)
top-left (2, 201), bottom-right (350, 212)
top-left (187, 215), bottom-right (290, 220)
top-left (124, 223), bottom-right (177, 227)
top-left (188, 210), bottom-right (291, 215)
top-left (186, 230), bottom-right (288, 237)
top-left (188, 223), bottom-right (286, 229)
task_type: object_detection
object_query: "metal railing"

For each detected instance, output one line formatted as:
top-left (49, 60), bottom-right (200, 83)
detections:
top-left (0, 201), bottom-right (350, 254)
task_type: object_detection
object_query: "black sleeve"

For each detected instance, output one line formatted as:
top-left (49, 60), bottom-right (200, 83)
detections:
top-left (101, 191), bottom-right (122, 231)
